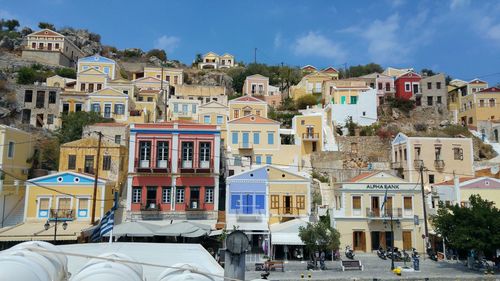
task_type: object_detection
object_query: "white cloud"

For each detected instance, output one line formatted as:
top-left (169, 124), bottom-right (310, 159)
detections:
top-left (273, 32), bottom-right (282, 48)
top-left (449, 0), bottom-right (471, 10)
top-left (154, 35), bottom-right (180, 53)
top-left (291, 31), bottom-right (347, 61)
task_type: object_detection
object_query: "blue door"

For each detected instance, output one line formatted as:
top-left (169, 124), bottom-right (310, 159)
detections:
top-left (243, 194), bottom-right (253, 214)
top-left (242, 132), bottom-right (249, 147)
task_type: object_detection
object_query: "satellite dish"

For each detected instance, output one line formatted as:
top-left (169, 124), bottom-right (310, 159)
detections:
top-left (490, 165), bottom-right (499, 175)
top-left (225, 230), bottom-right (249, 255)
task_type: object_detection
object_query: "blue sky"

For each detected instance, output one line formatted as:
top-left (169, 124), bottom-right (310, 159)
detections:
top-left (1, 0), bottom-right (500, 84)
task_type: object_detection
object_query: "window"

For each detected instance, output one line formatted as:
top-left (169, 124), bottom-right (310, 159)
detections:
top-left (296, 195), bottom-right (305, 209)
top-left (405, 83), bottom-right (410, 91)
top-left (181, 142), bottom-right (194, 168)
top-left (434, 146), bottom-right (441, 160)
top-left (75, 103), bottom-right (82, 112)
top-left (192, 104), bottom-right (197, 114)
top-left (182, 104), bottom-right (188, 113)
top-left (427, 96), bottom-right (433, 106)
top-left (429, 174), bottom-right (435, 184)
top-left (216, 115), bottom-right (223, 124)
top-left (436, 82), bottom-right (441, 89)
top-left (271, 195), bottom-right (279, 209)
top-left (427, 82), bottom-right (432, 90)
top-left (378, 83), bottom-right (382, 90)
top-left (234, 110), bottom-right (239, 119)
top-left (404, 197), bottom-right (412, 210)
top-left (77, 198), bottom-right (89, 217)
top-left (156, 141), bottom-right (169, 167)
top-left (352, 196), bottom-right (361, 215)
top-left (114, 104), bottom-right (125, 115)
top-left (350, 96), bottom-right (358, 104)
top-left (267, 132), bottom-right (274, 144)
top-left (437, 96), bottom-right (442, 104)
top-left (91, 103), bottom-right (101, 113)
top-left (266, 155), bottom-right (272, 164)
top-left (102, 155), bottom-right (111, 171)
top-left (103, 67), bottom-right (110, 74)
top-left (84, 155), bottom-right (95, 174)
top-left (62, 103), bottom-right (69, 114)
top-left (31, 42), bottom-right (36, 49)
top-left (48, 91), bottom-right (56, 104)
top-left (24, 90), bottom-right (33, 103)
top-left (68, 155), bottom-right (76, 169)
top-left (414, 146), bottom-right (421, 159)
top-left (253, 132), bottom-right (260, 144)
top-left (385, 82), bottom-right (390, 91)
top-left (256, 110), bottom-right (261, 116)
top-left (162, 187), bottom-right (171, 203)
top-left (174, 76), bottom-right (178, 84)
top-left (58, 197), bottom-right (71, 210)
top-left (204, 115), bottom-right (210, 124)
top-left (173, 103), bottom-right (178, 113)
top-left (55, 43), bottom-right (59, 49)
top-left (255, 155), bottom-right (262, 164)
top-left (176, 187), bottom-right (185, 203)
top-left (36, 91), bottom-right (45, 108)
top-left (232, 132), bottom-right (238, 144)
top-left (205, 187), bottom-right (214, 203)
top-left (47, 114), bottom-right (54, 125)
top-left (453, 147), bottom-right (463, 160)
top-left (132, 187), bottom-right (141, 203)
top-left (489, 98), bottom-right (496, 107)
top-left (22, 109), bottom-right (30, 124)
top-left (7, 141), bottom-right (14, 158)
top-left (96, 84), bottom-right (102, 91)
top-left (199, 142), bottom-right (211, 168)
top-left (114, 135), bottom-right (121, 145)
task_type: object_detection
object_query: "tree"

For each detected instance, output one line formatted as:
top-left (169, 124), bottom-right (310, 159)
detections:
top-left (299, 217), bottom-right (340, 258)
top-left (146, 49), bottom-right (167, 61)
top-left (4, 19), bottom-right (19, 31)
top-left (55, 67), bottom-right (76, 79)
top-left (57, 111), bottom-right (112, 144)
top-left (38, 22), bottom-right (55, 30)
top-left (29, 138), bottom-right (60, 171)
top-left (432, 195), bottom-right (500, 257)
top-left (296, 95), bottom-right (318, 109)
top-left (193, 53), bottom-right (203, 66)
top-left (340, 63), bottom-right (384, 78)
top-left (421, 68), bottom-right (436, 77)
top-left (21, 27), bottom-right (33, 36)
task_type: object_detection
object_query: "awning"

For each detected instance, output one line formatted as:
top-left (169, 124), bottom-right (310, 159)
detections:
top-left (270, 218), bottom-right (309, 246)
top-left (104, 221), bottom-right (160, 237)
top-left (155, 221), bottom-right (211, 237)
top-left (108, 220), bottom-right (216, 238)
top-left (0, 221), bottom-right (92, 242)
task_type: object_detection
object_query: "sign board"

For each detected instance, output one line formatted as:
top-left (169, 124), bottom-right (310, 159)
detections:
top-left (414, 215), bottom-right (419, 225)
top-left (366, 184), bottom-right (400, 189)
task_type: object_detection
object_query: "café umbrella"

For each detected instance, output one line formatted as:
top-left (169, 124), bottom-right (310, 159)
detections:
top-left (155, 221), bottom-right (212, 238)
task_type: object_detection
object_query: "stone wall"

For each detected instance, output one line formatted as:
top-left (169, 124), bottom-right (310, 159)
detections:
top-left (337, 136), bottom-right (391, 162)
top-left (21, 50), bottom-right (72, 67)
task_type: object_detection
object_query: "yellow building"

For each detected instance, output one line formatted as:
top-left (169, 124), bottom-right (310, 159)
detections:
top-left (228, 96), bottom-right (268, 120)
top-left (290, 71), bottom-right (338, 101)
top-left (142, 66), bottom-right (183, 85)
top-left (226, 115), bottom-right (299, 174)
top-left (199, 101), bottom-right (229, 143)
top-left (59, 137), bottom-right (128, 191)
top-left (167, 99), bottom-right (200, 121)
top-left (391, 133), bottom-right (474, 187)
top-left (199, 52), bottom-right (235, 69)
top-left (0, 171), bottom-right (114, 242)
top-left (76, 67), bottom-right (108, 93)
top-left (77, 55), bottom-right (120, 80)
top-left (323, 79), bottom-right (369, 104)
top-left (88, 88), bottom-right (130, 123)
top-left (332, 171), bottom-right (426, 252)
top-left (292, 114), bottom-right (323, 156)
top-left (458, 86), bottom-right (499, 127)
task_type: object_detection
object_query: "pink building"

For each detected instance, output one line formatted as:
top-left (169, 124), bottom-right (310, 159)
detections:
top-left (358, 72), bottom-right (395, 105)
top-left (126, 121), bottom-right (221, 221)
top-left (242, 74), bottom-right (282, 107)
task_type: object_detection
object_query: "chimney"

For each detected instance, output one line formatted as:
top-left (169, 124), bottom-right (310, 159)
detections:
top-left (453, 174), bottom-right (461, 205)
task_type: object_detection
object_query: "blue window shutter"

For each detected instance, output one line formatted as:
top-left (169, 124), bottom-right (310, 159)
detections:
top-left (230, 194), bottom-right (240, 209)
top-left (256, 155), bottom-right (261, 164)
top-left (254, 132), bottom-right (260, 144)
top-left (204, 116), bottom-right (210, 124)
top-left (232, 132), bottom-right (238, 144)
top-left (192, 104), bottom-right (196, 113)
top-left (255, 195), bottom-right (265, 209)
top-left (174, 103), bottom-right (178, 113)
top-left (267, 132), bottom-right (274, 144)
top-left (266, 155), bottom-right (272, 164)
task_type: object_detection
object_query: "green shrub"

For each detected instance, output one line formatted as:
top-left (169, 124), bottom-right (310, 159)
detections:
top-left (386, 96), bottom-right (415, 113)
top-left (55, 67), bottom-right (76, 79)
top-left (296, 95), bottom-right (318, 109)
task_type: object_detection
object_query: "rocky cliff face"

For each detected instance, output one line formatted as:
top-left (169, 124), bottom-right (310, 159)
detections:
top-left (58, 28), bottom-right (102, 55)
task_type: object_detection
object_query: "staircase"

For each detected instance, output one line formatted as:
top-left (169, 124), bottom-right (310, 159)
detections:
top-left (2, 197), bottom-right (25, 227)
top-left (323, 119), bottom-right (338, 151)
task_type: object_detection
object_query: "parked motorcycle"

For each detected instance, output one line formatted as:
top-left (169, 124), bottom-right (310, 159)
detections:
top-left (411, 248), bottom-right (420, 259)
top-left (377, 247), bottom-right (387, 260)
top-left (345, 246), bottom-right (355, 260)
top-left (401, 249), bottom-right (411, 262)
top-left (306, 260), bottom-right (316, 270)
top-left (387, 247), bottom-right (403, 261)
top-left (427, 248), bottom-right (438, 261)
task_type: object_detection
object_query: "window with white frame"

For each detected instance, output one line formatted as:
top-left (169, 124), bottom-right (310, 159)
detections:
top-left (156, 141), bottom-right (169, 168)
top-left (139, 141), bottom-right (151, 167)
top-left (77, 197), bottom-right (89, 218)
top-left (216, 115), bottom-right (223, 124)
top-left (91, 103), bottom-right (100, 113)
top-left (405, 82), bottom-right (410, 92)
top-left (199, 142), bottom-right (211, 168)
top-left (176, 187), bottom-right (185, 203)
top-left (181, 142), bottom-right (194, 168)
top-left (352, 196), bottom-right (361, 216)
top-left (403, 196), bottom-right (413, 216)
top-left (114, 104), bottom-right (125, 115)
top-left (132, 187), bottom-right (141, 203)
top-left (205, 187), bottom-right (214, 203)
top-left (162, 187), bottom-right (171, 203)
top-left (204, 115), bottom-right (210, 124)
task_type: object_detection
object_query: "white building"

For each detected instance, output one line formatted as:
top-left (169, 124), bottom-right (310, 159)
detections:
top-left (328, 88), bottom-right (378, 126)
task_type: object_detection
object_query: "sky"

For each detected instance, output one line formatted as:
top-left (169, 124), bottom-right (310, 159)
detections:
top-left (1, 0), bottom-right (500, 85)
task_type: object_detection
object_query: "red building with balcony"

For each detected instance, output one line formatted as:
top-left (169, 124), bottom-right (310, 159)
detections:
top-left (126, 121), bottom-right (221, 221)
top-left (394, 71), bottom-right (422, 100)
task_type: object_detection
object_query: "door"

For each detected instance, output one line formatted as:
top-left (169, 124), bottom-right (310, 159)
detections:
top-left (413, 84), bottom-right (419, 94)
top-left (379, 232), bottom-right (387, 249)
top-left (371, 196), bottom-right (380, 217)
top-left (242, 132), bottom-right (249, 147)
top-left (243, 194), bottom-right (253, 214)
top-left (284, 196), bottom-right (292, 214)
top-left (47, 43), bottom-right (52, 50)
top-left (340, 96), bottom-right (346, 104)
top-left (190, 187), bottom-right (200, 209)
top-left (402, 231), bottom-right (412, 250)
top-left (385, 231), bottom-right (393, 248)
top-left (38, 198), bottom-right (50, 218)
top-left (371, 232), bottom-right (380, 251)
top-left (146, 187), bottom-right (157, 209)
top-left (353, 231), bottom-right (366, 251)
top-left (384, 197), bottom-right (393, 216)
top-left (104, 104), bottom-right (111, 118)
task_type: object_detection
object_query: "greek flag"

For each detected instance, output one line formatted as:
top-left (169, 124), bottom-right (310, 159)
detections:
top-left (91, 209), bottom-right (114, 242)
top-left (380, 188), bottom-right (388, 210)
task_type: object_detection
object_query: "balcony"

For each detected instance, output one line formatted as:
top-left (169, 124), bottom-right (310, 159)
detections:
top-left (274, 207), bottom-right (302, 216)
top-left (49, 209), bottom-right (75, 221)
top-left (239, 142), bottom-right (253, 150)
top-left (302, 133), bottom-right (319, 141)
top-left (391, 162), bottom-right (402, 169)
top-left (414, 159), bottom-right (423, 169)
top-left (366, 208), bottom-right (402, 219)
top-left (434, 160), bottom-right (445, 170)
top-left (176, 111), bottom-right (193, 118)
top-left (134, 159), bottom-right (171, 173)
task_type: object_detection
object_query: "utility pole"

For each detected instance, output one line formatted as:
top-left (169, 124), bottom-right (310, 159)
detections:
top-left (91, 131), bottom-right (103, 225)
top-left (254, 48), bottom-right (257, 64)
top-left (419, 165), bottom-right (429, 249)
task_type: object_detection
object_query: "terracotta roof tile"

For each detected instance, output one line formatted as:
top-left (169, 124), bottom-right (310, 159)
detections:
top-left (433, 177), bottom-right (476, 186)
top-left (349, 172), bottom-right (377, 182)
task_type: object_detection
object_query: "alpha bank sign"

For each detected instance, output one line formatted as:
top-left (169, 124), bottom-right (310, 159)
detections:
top-left (366, 184), bottom-right (400, 189)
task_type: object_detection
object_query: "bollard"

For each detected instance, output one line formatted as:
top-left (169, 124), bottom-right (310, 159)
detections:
top-left (301, 273), bottom-right (304, 279)
top-left (308, 272), bottom-right (312, 279)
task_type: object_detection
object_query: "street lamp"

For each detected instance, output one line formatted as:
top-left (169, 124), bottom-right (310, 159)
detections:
top-left (44, 214), bottom-right (68, 243)
top-left (384, 212), bottom-right (400, 270)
